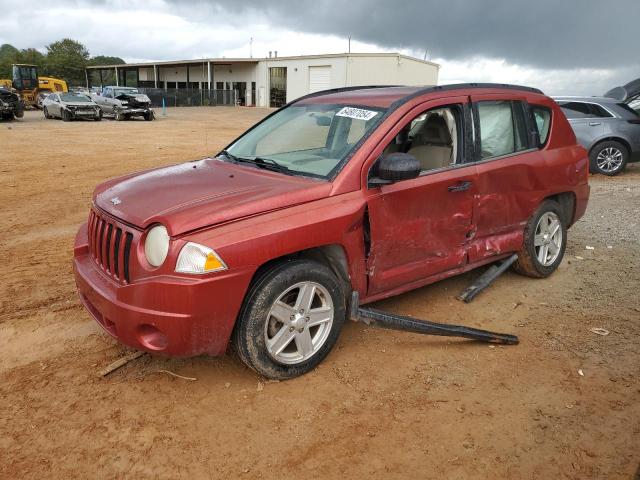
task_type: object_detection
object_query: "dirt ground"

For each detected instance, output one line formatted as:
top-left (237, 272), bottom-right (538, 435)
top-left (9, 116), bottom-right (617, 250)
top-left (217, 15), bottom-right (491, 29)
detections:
top-left (1, 108), bottom-right (638, 479)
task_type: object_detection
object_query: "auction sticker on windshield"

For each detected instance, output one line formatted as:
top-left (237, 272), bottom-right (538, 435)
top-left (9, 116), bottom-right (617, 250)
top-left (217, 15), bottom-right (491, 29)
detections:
top-left (336, 107), bottom-right (379, 121)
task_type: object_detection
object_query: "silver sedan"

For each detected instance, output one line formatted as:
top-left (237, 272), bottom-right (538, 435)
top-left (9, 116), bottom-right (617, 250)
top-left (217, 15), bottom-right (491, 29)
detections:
top-left (42, 92), bottom-right (103, 122)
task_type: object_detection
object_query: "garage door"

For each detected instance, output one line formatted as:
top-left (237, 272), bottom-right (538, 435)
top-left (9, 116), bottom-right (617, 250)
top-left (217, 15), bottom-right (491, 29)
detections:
top-left (308, 66), bottom-right (332, 94)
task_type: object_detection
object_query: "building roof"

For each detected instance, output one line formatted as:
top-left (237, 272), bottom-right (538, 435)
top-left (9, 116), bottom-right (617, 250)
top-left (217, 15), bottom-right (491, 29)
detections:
top-left (86, 52), bottom-right (440, 70)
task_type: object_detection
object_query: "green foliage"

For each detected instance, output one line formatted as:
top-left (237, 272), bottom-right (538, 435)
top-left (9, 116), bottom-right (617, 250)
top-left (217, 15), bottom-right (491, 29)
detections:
top-left (45, 38), bottom-right (90, 86)
top-left (17, 48), bottom-right (46, 69)
top-left (0, 44), bottom-right (19, 79)
top-left (88, 55), bottom-right (126, 66)
top-left (0, 40), bottom-right (125, 86)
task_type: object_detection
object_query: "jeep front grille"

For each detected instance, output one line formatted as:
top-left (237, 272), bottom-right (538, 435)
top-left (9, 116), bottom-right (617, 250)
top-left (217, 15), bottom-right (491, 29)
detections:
top-left (88, 208), bottom-right (134, 283)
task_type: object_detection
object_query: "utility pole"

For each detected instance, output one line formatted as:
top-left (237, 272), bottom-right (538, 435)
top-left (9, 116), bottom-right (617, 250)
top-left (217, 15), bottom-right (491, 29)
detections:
top-left (250, 37), bottom-right (253, 58)
top-left (348, 35), bottom-right (351, 54)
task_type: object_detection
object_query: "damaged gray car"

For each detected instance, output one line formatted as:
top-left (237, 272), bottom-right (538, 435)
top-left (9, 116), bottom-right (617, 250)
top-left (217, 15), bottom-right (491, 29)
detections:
top-left (0, 87), bottom-right (24, 120)
top-left (92, 86), bottom-right (154, 121)
top-left (42, 92), bottom-right (102, 121)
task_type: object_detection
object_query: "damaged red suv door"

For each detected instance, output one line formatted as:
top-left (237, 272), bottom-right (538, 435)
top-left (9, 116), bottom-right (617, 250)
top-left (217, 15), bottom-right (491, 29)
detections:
top-left (365, 96), bottom-right (478, 294)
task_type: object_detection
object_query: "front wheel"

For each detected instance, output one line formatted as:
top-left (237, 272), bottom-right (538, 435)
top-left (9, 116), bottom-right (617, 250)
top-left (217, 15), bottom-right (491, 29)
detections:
top-left (44, 107), bottom-right (51, 119)
top-left (590, 141), bottom-right (628, 176)
top-left (62, 109), bottom-right (72, 122)
top-left (143, 110), bottom-right (154, 121)
top-left (513, 200), bottom-right (567, 278)
top-left (232, 259), bottom-right (346, 379)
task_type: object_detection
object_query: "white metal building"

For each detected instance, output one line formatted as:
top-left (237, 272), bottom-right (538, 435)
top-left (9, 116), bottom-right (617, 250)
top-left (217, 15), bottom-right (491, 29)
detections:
top-left (86, 53), bottom-right (440, 108)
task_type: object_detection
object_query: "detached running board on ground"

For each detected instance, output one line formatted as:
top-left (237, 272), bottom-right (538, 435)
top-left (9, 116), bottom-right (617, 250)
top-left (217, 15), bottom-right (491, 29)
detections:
top-left (350, 292), bottom-right (519, 345)
top-left (457, 253), bottom-right (519, 303)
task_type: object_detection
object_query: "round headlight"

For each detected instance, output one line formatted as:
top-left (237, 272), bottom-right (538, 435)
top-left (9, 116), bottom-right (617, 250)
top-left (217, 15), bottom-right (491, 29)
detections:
top-left (144, 225), bottom-right (169, 267)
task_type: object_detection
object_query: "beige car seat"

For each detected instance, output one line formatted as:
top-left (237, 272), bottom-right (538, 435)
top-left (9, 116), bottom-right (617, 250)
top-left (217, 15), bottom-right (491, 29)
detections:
top-left (407, 115), bottom-right (453, 171)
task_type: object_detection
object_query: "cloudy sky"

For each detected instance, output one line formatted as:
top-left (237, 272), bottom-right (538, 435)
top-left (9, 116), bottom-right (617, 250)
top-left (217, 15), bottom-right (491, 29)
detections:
top-left (0, 0), bottom-right (638, 95)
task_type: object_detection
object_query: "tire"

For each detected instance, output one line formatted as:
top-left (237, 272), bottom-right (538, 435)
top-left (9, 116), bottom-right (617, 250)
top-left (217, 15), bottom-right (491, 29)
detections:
top-left (62, 109), bottom-right (72, 122)
top-left (589, 141), bottom-right (628, 176)
top-left (513, 200), bottom-right (567, 278)
top-left (44, 107), bottom-right (51, 119)
top-left (94, 110), bottom-right (102, 121)
top-left (115, 111), bottom-right (124, 121)
top-left (143, 110), bottom-right (154, 121)
top-left (232, 259), bottom-right (346, 379)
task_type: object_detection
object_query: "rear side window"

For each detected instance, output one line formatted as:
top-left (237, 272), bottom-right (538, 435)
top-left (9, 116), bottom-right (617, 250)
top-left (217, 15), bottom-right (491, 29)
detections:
top-left (559, 101), bottom-right (612, 119)
top-left (616, 103), bottom-right (640, 117)
top-left (476, 101), bottom-right (529, 159)
top-left (530, 106), bottom-right (552, 145)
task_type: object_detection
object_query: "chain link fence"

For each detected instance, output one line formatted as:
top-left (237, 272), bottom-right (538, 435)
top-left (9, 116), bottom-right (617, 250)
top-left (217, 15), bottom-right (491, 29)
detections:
top-left (137, 88), bottom-right (238, 108)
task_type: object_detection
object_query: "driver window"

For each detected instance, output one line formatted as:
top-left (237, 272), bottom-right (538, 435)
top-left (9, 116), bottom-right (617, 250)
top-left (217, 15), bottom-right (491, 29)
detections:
top-left (383, 105), bottom-right (462, 173)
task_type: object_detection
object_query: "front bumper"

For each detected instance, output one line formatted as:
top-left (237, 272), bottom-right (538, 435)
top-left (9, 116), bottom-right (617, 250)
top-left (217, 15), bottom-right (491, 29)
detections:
top-left (118, 107), bottom-right (152, 117)
top-left (69, 108), bottom-right (100, 119)
top-left (73, 223), bottom-right (252, 357)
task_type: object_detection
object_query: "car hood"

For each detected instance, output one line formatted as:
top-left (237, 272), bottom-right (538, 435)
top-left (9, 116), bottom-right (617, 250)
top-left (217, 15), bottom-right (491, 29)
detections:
top-left (116, 93), bottom-right (151, 103)
top-left (94, 158), bottom-right (331, 236)
top-left (64, 101), bottom-right (96, 107)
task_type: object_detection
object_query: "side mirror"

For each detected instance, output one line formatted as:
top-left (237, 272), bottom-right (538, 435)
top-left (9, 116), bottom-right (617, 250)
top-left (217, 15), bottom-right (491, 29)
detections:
top-left (369, 152), bottom-right (421, 187)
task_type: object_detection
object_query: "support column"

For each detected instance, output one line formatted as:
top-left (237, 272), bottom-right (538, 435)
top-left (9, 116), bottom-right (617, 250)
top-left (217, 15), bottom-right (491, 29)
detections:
top-left (115, 66), bottom-right (119, 86)
top-left (154, 64), bottom-right (158, 88)
top-left (207, 61), bottom-right (211, 90)
top-left (85, 69), bottom-right (90, 88)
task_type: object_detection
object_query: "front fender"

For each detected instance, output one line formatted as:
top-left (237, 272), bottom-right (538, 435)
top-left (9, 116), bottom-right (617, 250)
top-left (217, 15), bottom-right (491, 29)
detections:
top-left (181, 191), bottom-right (368, 297)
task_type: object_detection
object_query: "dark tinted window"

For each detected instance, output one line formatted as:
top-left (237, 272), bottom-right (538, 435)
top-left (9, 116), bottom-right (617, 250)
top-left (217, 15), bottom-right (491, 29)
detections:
top-left (617, 103), bottom-right (640, 117)
top-left (559, 101), bottom-right (612, 119)
top-left (588, 103), bottom-right (613, 118)
top-left (477, 100), bottom-right (530, 159)
top-left (559, 102), bottom-right (591, 118)
top-left (530, 106), bottom-right (552, 145)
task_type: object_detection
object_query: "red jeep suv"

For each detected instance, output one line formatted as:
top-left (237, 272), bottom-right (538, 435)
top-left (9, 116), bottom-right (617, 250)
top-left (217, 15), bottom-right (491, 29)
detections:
top-left (73, 84), bottom-right (590, 379)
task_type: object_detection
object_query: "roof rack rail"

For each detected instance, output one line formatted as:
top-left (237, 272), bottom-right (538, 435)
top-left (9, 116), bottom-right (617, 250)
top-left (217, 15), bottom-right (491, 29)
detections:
top-left (429, 82), bottom-right (543, 94)
top-left (293, 85), bottom-right (401, 104)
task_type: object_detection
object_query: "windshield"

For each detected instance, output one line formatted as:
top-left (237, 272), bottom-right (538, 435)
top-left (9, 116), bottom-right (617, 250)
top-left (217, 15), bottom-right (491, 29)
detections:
top-left (225, 103), bottom-right (386, 178)
top-left (114, 88), bottom-right (140, 96)
top-left (60, 93), bottom-right (92, 103)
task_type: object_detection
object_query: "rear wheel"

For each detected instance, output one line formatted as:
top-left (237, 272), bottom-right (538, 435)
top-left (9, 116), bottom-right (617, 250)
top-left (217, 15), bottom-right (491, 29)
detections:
top-left (513, 200), bottom-right (567, 278)
top-left (590, 141), bottom-right (628, 176)
top-left (232, 259), bottom-right (346, 379)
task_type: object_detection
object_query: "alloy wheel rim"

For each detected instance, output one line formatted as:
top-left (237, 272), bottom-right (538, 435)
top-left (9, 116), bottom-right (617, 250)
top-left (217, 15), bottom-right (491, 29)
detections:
top-left (264, 281), bottom-right (334, 365)
top-left (534, 212), bottom-right (563, 267)
top-left (596, 147), bottom-right (623, 173)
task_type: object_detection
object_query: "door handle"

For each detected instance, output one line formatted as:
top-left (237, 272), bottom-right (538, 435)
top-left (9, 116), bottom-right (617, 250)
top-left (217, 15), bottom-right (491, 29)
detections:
top-left (589, 122), bottom-right (601, 126)
top-left (448, 181), bottom-right (472, 192)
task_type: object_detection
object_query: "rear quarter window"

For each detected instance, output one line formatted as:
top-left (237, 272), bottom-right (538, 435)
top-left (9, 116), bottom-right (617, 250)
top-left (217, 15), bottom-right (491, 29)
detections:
top-left (530, 105), bottom-right (552, 145)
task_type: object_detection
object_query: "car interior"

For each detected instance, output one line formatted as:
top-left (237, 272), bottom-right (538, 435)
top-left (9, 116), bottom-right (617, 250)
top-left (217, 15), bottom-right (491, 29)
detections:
top-left (383, 106), bottom-right (460, 172)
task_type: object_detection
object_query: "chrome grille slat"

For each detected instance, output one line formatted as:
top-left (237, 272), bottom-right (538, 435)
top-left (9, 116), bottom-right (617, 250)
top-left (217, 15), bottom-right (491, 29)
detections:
top-left (87, 208), bottom-right (133, 284)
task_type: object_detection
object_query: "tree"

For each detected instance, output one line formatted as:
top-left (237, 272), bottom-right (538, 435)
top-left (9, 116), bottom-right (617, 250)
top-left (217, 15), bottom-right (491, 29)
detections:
top-left (88, 55), bottom-right (126, 66)
top-left (45, 38), bottom-right (90, 86)
top-left (0, 44), bottom-right (19, 79)
top-left (17, 48), bottom-right (46, 70)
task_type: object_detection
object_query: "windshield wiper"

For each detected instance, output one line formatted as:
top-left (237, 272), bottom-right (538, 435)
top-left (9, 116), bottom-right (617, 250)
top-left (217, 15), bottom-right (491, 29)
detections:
top-left (218, 151), bottom-right (292, 174)
top-left (232, 156), bottom-right (291, 174)
top-left (252, 157), bottom-right (291, 174)
top-left (218, 150), bottom-right (239, 162)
